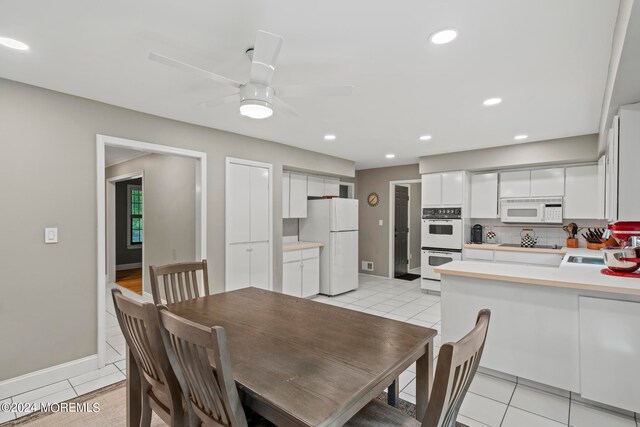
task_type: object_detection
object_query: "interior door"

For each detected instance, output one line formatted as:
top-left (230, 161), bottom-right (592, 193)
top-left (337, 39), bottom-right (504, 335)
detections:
top-left (394, 186), bottom-right (409, 277)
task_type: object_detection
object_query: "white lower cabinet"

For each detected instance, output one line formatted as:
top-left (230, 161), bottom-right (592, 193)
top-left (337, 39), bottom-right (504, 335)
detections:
top-left (227, 242), bottom-right (270, 291)
top-left (282, 248), bottom-right (320, 298)
top-left (462, 248), bottom-right (494, 262)
top-left (463, 248), bottom-right (563, 266)
top-left (579, 297), bottom-right (640, 413)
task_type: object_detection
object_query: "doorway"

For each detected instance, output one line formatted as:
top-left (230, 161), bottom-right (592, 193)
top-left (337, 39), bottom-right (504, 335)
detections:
top-left (97, 134), bottom-right (207, 368)
top-left (389, 179), bottom-right (422, 280)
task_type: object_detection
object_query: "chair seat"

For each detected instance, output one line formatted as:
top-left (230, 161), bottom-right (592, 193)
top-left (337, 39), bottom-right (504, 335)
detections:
top-left (346, 399), bottom-right (421, 427)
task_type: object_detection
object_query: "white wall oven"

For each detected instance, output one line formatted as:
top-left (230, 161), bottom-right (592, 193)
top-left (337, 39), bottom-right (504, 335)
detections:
top-left (421, 207), bottom-right (462, 284)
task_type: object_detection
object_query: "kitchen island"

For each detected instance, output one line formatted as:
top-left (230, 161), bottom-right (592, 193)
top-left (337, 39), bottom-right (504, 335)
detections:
top-left (435, 248), bottom-right (640, 413)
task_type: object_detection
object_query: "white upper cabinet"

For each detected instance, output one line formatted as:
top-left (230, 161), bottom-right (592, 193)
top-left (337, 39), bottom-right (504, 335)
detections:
top-left (618, 105), bottom-right (640, 221)
top-left (282, 172), bottom-right (290, 219)
top-left (307, 175), bottom-right (325, 197)
top-left (422, 173), bottom-right (443, 207)
top-left (470, 173), bottom-right (499, 218)
top-left (530, 168), bottom-right (565, 197)
top-left (324, 178), bottom-right (340, 197)
top-left (442, 172), bottom-right (464, 205)
top-left (289, 173), bottom-right (308, 218)
top-left (227, 163), bottom-right (252, 243)
top-left (500, 170), bottom-right (530, 198)
top-left (565, 165), bottom-right (603, 219)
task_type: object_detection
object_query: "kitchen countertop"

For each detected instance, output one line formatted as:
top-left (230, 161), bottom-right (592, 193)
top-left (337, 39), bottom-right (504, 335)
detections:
top-left (283, 241), bottom-right (324, 252)
top-left (464, 243), bottom-right (566, 254)
top-left (435, 247), bottom-right (640, 296)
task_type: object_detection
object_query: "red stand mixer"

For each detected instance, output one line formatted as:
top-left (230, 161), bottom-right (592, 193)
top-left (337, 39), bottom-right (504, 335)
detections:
top-left (601, 222), bottom-right (640, 278)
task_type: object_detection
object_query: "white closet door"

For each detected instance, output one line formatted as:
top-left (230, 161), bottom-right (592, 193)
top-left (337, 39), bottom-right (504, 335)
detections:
top-left (227, 243), bottom-right (251, 291)
top-left (227, 163), bottom-right (251, 243)
top-left (250, 241), bottom-right (270, 290)
top-left (250, 166), bottom-right (270, 242)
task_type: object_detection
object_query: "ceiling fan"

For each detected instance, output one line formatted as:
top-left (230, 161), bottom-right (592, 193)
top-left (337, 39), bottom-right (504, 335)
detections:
top-left (149, 30), bottom-right (354, 119)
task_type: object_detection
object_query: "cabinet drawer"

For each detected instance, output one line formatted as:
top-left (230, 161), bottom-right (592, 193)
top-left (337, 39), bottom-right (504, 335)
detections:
top-left (283, 250), bottom-right (301, 263)
top-left (302, 247), bottom-right (319, 260)
top-left (463, 249), bottom-right (494, 261)
top-left (494, 251), bottom-right (563, 266)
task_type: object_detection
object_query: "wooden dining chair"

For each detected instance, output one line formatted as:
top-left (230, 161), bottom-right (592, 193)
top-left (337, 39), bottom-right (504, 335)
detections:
top-left (157, 306), bottom-right (248, 427)
top-left (346, 309), bottom-right (491, 427)
top-left (111, 289), bottom-right (187, 427)
top-left (149, 260), bottom-right (210, 305)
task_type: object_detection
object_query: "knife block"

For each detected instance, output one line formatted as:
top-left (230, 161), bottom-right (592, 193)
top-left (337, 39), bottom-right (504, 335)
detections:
top-left (566, 238), bottom-right (579, 248)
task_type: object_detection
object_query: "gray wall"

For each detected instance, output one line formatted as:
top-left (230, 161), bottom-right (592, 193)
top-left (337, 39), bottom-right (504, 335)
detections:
top-left (0, 78), bottom-right (354, 381)
top-left (356, 164), bottom-right (421, 278)
top-left (115, 178), bottom-right (142, 266)
top-left (419, 134), bottom-right (599, 174)
top-left (282, 219), bottom-right (299, 237)
top-left (107, 154), bottom-right (197, 295)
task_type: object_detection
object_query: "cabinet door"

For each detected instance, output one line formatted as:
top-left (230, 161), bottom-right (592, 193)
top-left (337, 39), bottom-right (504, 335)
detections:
top-left (579, 297), bottom-right (640, 413)
top-left (282, 172), bottom-right (290, 219)
top-left (227, 243), bottom-right (251, 291)
top-left (250, 241), bottom-right (270, 290)
top-left (565, 165), bottom-right (600, 219)
top-left (619, 107), bottom-right (640, 221)
top-left (282, 259), bottom-right (301, 297)
top-left (324, 178), bottom-right (340, 197)
top-left (307, 175), bottom-right (325, 197)
top-left (227, 163), bottom-right (251, 243)
top-left (289, 173), bottom-right (308, 218)
top-left (597, 155), bottom-right (606, 220)
top-left (530, 168), bottom-right (564, 197)
top-left (301, 256), bottom-right (320, 298)
top-left (493, 251), bottom-right (563, 267)
top-left (470, 173), bottom-right (498, 218)
top-left (421, 173), bottom-right (442, 207)
top-left (250, 166), bottom-right (270, 242)
top-left (441, 172), bottom-right (464, 205)
top-left (500, 170), bottom-right (530, 198)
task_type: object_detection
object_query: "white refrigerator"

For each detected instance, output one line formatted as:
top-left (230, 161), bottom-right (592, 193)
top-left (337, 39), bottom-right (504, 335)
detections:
top-left (299, 199), bottom-right (359, 296)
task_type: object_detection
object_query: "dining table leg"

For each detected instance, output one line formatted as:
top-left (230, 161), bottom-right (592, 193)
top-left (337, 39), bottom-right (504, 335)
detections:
top-left (415, 339), bottom-right (434, 421)
top-left (126, 347), bottom-right (141, 427)
top-left (387, 376), bottom-right (400, 407)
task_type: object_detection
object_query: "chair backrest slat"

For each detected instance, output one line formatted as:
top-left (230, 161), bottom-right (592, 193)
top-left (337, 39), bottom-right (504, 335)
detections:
top-left (423, 309), bottom-right (491, 427)
top-left (150, 260), bottom-right (210, 305)
top-left (159, 307), bottom-right (247, 427)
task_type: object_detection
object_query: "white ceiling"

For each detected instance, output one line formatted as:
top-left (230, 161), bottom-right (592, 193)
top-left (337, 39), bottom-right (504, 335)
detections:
top-left (105, 146), bottom-right (148, 167)
top-left (0, 1), bottom-right (620, 169)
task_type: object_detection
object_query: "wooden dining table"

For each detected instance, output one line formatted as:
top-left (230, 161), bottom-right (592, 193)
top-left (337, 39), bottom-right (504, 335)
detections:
top-left (127, 288), bottom-right (437, 426)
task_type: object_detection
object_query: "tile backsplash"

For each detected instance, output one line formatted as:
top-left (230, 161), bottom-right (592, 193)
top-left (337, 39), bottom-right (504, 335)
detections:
top-left (470, 218), bottom-right (609, 248)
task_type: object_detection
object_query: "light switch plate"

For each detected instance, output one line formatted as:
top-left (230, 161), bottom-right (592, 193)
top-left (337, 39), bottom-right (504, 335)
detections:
top-left (44, 227), bottom-right (58, 244)
top-left (379, 220), bottom-right (383, 226)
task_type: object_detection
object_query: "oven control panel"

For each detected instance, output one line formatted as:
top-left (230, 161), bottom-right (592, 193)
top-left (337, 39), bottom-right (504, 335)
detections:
top-left (422, 207), bottom-right (462, 219)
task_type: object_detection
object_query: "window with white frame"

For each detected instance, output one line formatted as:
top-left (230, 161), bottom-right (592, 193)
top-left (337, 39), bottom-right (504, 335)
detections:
top-left (127, 185), bottom-right (143, 247)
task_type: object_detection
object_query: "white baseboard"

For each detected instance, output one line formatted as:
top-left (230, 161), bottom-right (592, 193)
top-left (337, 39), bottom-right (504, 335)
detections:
top-left (0, 355), bottom-right (98, 400)
top-left (116, 262), bottom-right (142, 271)
top-left (358, 273), bottom-right (386, 279)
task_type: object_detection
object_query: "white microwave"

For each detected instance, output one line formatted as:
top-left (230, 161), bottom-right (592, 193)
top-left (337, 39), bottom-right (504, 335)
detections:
top-left (500, 197), bottom-right (563, 224)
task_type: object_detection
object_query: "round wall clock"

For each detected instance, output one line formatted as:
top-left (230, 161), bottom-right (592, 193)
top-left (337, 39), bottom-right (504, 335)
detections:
top-left (367, 192), bottom-right (380, 207)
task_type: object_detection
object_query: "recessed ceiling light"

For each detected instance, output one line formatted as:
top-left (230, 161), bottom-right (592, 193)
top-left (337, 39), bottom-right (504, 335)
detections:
top-left (419, 135), bottom-right (432, 141)
top-left (0, 37), bottom-right (29, 51)
top-left (514, 134), bottom-right (528, 140)
top-left (385, 154), bottom-right (395, 159)
top-left (429, 29), bottom-right (458, 45)
top-left (483, 97), bottom-right (502, 106)
top-left (324, 134), bottom-right (336, 141)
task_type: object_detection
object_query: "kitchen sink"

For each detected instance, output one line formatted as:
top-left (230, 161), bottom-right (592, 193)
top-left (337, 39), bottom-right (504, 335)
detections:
top-left (567, 256), bottom-right (604, 265)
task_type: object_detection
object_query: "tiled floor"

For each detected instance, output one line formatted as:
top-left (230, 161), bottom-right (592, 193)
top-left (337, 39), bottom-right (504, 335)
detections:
top-left (2, 275), bottom-right (638, 427)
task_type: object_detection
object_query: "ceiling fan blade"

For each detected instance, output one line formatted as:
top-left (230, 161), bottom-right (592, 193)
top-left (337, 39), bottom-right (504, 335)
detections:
top-left (149, 52), bottom-right (243, 89)
top-left (198, 93), bottom-right (240, 108)
top-left (273, 85), bottom-right (354, 98)
top-left (249, 30), bottom-right (284, 86)
top-left (273, 96), bottom-right (299, 118)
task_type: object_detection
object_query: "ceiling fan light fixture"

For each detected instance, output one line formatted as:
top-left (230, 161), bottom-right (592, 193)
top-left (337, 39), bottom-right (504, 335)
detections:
top-left (429, 29), bottom-right (458, 45)
top-left (239, 100), bottom-right (273, 119)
